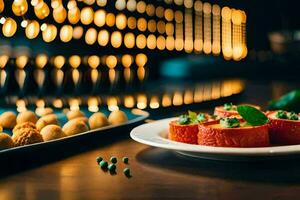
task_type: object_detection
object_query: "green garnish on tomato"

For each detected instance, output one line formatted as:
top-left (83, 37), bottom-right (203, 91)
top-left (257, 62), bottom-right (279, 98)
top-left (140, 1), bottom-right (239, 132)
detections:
top-left (237, 105), bottom-right (269, 126)
top-left (287, 112), bottom-right (299, 120)
top-left (275, 110), bottom-right (288, 119)
top-left (178, 111), bottom-right (207, 125)
top-left (224, 103), bottom-right (237, 111)
top-left (220, 117), bottom-right (240, 128)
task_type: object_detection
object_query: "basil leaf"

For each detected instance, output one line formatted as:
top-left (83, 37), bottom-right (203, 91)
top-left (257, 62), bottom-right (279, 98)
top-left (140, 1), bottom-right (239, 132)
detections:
top-left (188, 110), bottom-right (198, 124)
top-left (268, 90), bottom-right (300, 113)
top-left (237, 105), bottom-right (269, 126)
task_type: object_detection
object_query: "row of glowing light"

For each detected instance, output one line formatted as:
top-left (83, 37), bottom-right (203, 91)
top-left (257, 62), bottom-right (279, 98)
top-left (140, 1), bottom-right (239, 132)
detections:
top-left (14, 79), bottom-right (245, 112)
top-left (0, 53), bottom-right (148, 69)
top-left (1, 0), bottom-right (247, 59)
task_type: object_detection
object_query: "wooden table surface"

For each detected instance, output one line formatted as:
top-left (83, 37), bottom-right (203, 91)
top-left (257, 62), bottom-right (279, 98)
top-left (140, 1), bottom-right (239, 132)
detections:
top-left (0, 80), bottom-right (300, 200)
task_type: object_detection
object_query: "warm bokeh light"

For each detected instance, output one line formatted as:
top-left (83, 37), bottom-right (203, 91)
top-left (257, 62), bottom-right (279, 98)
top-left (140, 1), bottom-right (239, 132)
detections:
top-left (85, 28), bottom-right (97, 45)
top-left (106, 13), bottom-right (116, 27)
top-left (136, 34), bottom-right (147, 49)
top-left (42, 24), bottom-right (57, 42)
top-left (36, 54), bottom-right (48, 68)
top-left (53, 5), bottom-right (67, 23)
top-left (116, 13), bottom-right (127, 30)
top-left (94, 9), bottom-right (106, 27)
top-left (2, 18), bottom-right (17, 37)
top-left (121, 54), bottom-right (133, 68)
top-left (69, 55), bottom-right (81, 69)
top-left (25, 20), bottom-right (40, 39)
top-left (53, 55), bottom-right (65, 69)
top-left (88, 55), bottom-right (100, 69)
top-left (34, 1), bottom-right (50, 19)
top-left (73, 26), bottom-right (83, 39)
top-left (60, 25), bottom-right (73, 42)
top-left (12, 0), bottom-right (28, 16)
top-left (98, 29), bottom-right (109, 46)
top-left (106, 55), bottom-right (117, 69)
top-left (111, 31), bottom-right (122, 48)
top-left (16, 55), bottom-right (28, 69)
top-left (80, 7), bottom-right (94, 25)
top-left (124, 33), bottom-right (135, 48)
top-left (136, 53), bottom-right (147, 67)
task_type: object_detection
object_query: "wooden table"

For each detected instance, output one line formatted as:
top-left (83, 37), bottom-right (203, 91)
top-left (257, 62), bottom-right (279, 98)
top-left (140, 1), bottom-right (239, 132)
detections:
top-left (0, 80), bottom-right (299, 200)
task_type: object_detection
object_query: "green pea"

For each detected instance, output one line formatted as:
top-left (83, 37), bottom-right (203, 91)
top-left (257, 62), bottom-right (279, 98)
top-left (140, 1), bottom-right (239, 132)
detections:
top-left (110, 156), bottom-right (117, 164)
top-left (123, 168), bottom-right (131, 177)
top-left (96, 156), bottom-right (103, 164)
top-left (122, 157), bottom-right (129, 164)
top-left (108, 163), bottom-right (116, 172)
top-left (99, 161), bottom-right (108, 169)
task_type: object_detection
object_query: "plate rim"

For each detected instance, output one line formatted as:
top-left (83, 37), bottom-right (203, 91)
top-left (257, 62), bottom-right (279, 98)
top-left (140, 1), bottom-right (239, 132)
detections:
top-left (130, 117), bottom-right (300, 157)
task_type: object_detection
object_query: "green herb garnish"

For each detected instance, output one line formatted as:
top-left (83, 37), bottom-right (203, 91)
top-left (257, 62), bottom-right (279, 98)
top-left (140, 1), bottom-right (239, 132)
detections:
top-left (237, 105), bottom-right (269, 126)
top-left (224, 103), bottom-right (233, 111)
top-left (123, 168), bottom-right (131, 177)
top-left (220, 117), bottom-right (240, 128)
top-left (122, 157), bottom-right (129, 164)
top-left (178, 115), bottom-right (190, 125)
top-left (275, 110), bottom-right (288, 119)
top-left (110, 156), bottom-right (117, 164)
top-left (287, 112), bottom-right (299, 121)
top-left (197, 113), bottom-right (206, 122)
top-left (178, 111), bottom-right (207, 125)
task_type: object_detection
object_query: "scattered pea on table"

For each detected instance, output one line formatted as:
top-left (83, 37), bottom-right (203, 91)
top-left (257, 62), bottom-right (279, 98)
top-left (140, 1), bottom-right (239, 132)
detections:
top-left (122, 157), bottom-right (129, 164)
top-left (96, 156), bottom-right (103, 164)
top-left (110, 156), bottom-right (117, 164)
top-left (99, 160), bottom-right (108, 169)
top-left (108, 163), bottom-right (116, 172)
top-left (123, 168), bottom-right (131, 177)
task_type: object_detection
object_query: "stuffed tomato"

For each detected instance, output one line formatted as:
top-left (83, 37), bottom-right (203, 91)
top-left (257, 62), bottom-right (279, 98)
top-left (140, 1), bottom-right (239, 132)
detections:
top-left (198, 117), bottom-right (270, 147)
top-left (169, 111), bottom-right (214, 144)
top-left (214, 103), bottom-right (261, 118)
top-left (266, 110), bottom-right (300, 145)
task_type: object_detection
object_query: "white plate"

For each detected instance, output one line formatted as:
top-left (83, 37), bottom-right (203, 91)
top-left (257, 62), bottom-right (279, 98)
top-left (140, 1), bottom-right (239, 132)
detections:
top-left (130, 117), bottom-right (300, 161)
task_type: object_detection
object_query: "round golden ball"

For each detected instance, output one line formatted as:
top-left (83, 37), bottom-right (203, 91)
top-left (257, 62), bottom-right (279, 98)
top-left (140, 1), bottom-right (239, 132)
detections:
top-left (12, 128), bottom-right (43, 147)
top-left (89, 112), bottom-right (108, 129)
top-left (36, 114), bottom-right (59, 131)
top-left (40, 124), bottom-right (66, 141)
top-left (17, 111), bottom-right (38, 124)
top-left (62, 119), bottom-right (89, 136)
top-left (108, 110), bottom-right (128, 125)
top-left (0, 111), bottom-right (16, 129)
top-left (0, 133), bottom-right (14, 150)
top-left (66, 110), bottom-right (85, 120)
top-left (13, 122), bottom-right (36, 135)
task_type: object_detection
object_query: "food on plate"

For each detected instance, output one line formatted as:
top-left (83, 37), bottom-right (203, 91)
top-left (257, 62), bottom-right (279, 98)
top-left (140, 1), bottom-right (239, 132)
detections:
top-left (0, 111), bottom-right (17, 129)
top-left (214, 103), bottom-right (261, 118)
top-left (12, 122), bottom-right (37, 135)
top-left (266, 110), bottom-right (300, 145)
top-left (198, 105), bottom-right (270, 147)
top-left (108, 110), bottom-right (128, 125)
top-left (16, 111), bottom-right (38, 124)
top-left (169, 111), bottom-right (214, 144)
top-left (66, 110), bottom-right (85, 120)
top-left (12, 127), bottom-right (43, 146)
top-left (89, 112), bottom-right (108, 129)
top-left (40, 124), bottom-right (66, 141)
top-left (62, 119), bottom-right (89, 136)
top-left (268, 90), bottom-right (300, 113)
top-left (0, 133), bottom-right (14, 150)
top-left (36, 114), bottom-right (59, 131)
top-left (198, 118), bottom-right (269, 147)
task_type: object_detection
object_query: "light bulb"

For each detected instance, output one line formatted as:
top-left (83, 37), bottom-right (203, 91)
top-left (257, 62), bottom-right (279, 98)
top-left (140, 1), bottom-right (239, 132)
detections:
top-left (116, 13), bottom-right (127, 30)
top-left (94, 9), bottom-right (106, 27)
top-left (68, 7), bottom-right (80, 24)
top-left (25, 20), bottom-right (40, 39)
top-left (42, 24), bottom-right (57, 42)
top-left (2, 18), bottom-right (17, 37)
top-left (53, 5), bottom-right (67, 23)
top-left (34, 1), bottom-right (50, 19)
top-left (60, 25), bottom-right (73, 42)
top-left (111, 31), bottom-right (122, 48)
top-left (12, 0), bottom-right (28, 16)
top-left (124, 33), bottom-right (135, 48)
top-left (98, 29), bottom-right (109, 46)
top-left (80, 7), bottom-right (94, 25)
top-left (85, 28), bottom-right (97, 45)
